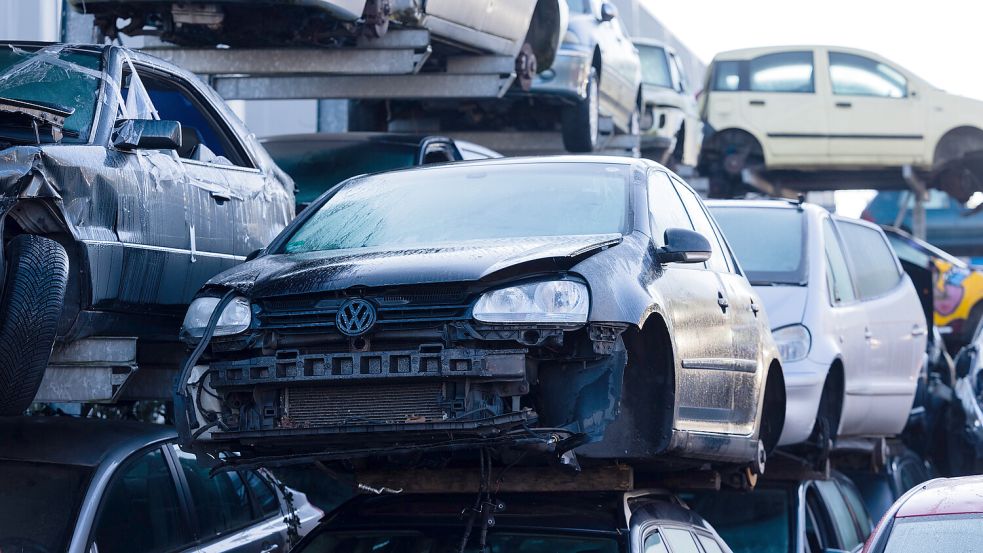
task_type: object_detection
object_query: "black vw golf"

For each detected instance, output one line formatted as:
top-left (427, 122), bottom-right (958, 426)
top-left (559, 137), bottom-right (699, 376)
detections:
top-left (175, 156), bottom-right (785, 475)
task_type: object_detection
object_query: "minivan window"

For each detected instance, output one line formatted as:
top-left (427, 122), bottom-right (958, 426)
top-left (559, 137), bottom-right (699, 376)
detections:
top-left (709, 206), bottom-right (806, 284)
top-left (750, 51), bottom-right (815, 93)
top-left (824, 219), bottom-right (857, 304)
top-left (712, 60), bottom-right (741, 91)
top-left (829, 52), bottom-right (907, 98)
top-left (284, 163), bottom-right (629, 254)
top-left (837, 221), bottom-right (902, 299)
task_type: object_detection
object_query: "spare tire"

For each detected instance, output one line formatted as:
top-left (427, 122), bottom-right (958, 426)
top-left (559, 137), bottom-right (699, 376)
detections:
top-left (0, 235), bottom-right (68, 416)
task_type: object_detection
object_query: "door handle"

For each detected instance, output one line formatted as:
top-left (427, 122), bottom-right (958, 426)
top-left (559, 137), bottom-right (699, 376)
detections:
top-left (911, 325), bottom-right (927, 337)
top-left (835, 101), bottom-right (852, 108)
top-left (750, 302), bottom-right (760, 316)
top-left (864, 327), bottom-right (873, 340)
top-left (717, 292), bottom-right (730, 313)
top-left (749, 100), bottom-right (766, 106)
top-left (259, 544), bottom-right (279, 553)
top-left (210, 190), bottom-right (232, 204)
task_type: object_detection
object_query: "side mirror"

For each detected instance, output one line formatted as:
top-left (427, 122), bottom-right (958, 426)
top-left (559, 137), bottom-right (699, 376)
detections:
top-left (657, 228), bottom-right (712, 264)
top-left (600, 2), bottom-right (617, 21)
top-left (113, 119), bottom-right (182, 151)
top-left (955, 345), bottom-right (977, 379)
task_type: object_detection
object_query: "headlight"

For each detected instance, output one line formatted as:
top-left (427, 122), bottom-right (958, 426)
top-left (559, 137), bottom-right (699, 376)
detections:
top-left (772, 324), bottom-right (811, 363)
top-left (182, 296), bottom-right (251, 338)
top-left (473, 281), bottom-right (589, 324)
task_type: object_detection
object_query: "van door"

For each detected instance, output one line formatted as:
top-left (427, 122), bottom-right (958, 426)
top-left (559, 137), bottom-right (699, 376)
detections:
top-left (825, 50), bottom-right (927, 164)
top-left (837, 220), bottom-right (926, 435)
top-left (712, 50), bottom-right (829, 164)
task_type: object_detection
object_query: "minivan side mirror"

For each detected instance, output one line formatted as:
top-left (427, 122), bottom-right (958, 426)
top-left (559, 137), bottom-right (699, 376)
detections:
top-left (600, 2), bottom-right (618, 21)
top-left (657, 228), bottom-right (712, 264)
top-left (113, 119), bottom-right (182, 151)
top-left (955, 345), bottom-right (978, 379)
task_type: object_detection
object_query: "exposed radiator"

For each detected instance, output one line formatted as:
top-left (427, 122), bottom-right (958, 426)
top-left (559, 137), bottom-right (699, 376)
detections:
top-left (284, 383), bottom-right (448, 428)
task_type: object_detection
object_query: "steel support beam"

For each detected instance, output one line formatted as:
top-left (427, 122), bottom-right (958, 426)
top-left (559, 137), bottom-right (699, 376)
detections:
top-left (903, 164), bottom-right (929, 240)
top-left (213, 72), bottom-right (516, 100)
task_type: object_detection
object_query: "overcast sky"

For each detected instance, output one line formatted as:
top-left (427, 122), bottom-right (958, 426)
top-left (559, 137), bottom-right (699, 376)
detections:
top-left (648, 0), bottom-right (983, 100)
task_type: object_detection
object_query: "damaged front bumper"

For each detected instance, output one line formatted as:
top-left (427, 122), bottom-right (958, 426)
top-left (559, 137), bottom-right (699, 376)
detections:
top-left (176, 293), bottom-right (629, 466)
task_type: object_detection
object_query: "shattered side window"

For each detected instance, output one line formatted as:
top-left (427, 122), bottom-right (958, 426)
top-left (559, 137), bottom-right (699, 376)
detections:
top-left (0, 45), bottom-right (103, 142)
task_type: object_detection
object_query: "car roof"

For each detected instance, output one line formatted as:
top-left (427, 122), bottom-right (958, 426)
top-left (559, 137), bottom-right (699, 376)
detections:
top-left (323, 491), bottom-right (705, 534)
top-left (261, 133), bottom-right (452, 147)
top-left (0, 416), bottom-right (175, 467)
top-left (396, 154), bottom-right (648, 171)
top-left (711, 45), bottom-right (889, 62)
top-left (705, 198), bottom-right (826, 216)
top-left (894, 475), bottom-right (983, 518)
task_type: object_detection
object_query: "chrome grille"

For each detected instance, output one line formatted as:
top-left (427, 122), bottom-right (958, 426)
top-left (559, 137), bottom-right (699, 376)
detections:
top-left (284, 383), bottom-right (447, 428)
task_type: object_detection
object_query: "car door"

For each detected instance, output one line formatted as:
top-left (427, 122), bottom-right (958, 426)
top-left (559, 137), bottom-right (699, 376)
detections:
top-left (88, 445), bottom-right (198, 553)
top-left (825, 49), bottom-right (927, 163)
top-left (821, 216), bottom-right (871, 430)
top-left (717, 50), bottom-right (829, 164)
top-left (169, 445), bottom-right (288, 553)
top-left (595, 6), bottom-right (631, 121)
top-left (648, 170), bottom-right (736, 435)
top-left (836, 219), bottom-right (926, 433)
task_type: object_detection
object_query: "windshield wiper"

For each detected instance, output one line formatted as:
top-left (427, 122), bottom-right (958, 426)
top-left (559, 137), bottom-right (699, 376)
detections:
top-left (0, 97), bottom-right (76, 143)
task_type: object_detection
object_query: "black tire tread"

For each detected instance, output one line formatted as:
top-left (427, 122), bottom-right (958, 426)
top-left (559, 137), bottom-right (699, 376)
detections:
top-left (561, 68), bottom-right (598, 153)
top-left (0, 235), bottom-right (68, 416)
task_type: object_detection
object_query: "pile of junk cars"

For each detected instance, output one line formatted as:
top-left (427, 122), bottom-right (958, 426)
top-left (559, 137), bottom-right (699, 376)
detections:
top-left (4, 13), bottom-right (983, 553)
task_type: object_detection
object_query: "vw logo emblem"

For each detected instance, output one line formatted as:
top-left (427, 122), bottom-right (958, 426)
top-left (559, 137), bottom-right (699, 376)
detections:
top-left (336, 298), bottom-right (377, 336)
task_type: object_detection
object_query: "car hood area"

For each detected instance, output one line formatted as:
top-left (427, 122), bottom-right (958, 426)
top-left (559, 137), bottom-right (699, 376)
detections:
top-left (752, 284), bottom-right (808, 329)
top-left (207, 234), bottom-right (624, 298)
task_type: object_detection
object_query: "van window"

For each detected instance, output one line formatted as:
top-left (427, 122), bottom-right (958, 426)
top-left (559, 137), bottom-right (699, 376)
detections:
top-left (837, 221), bottom-right (903, 299)
top-left (829, 52), bottom-right (907, 98)
top-left (712, 60), bottom-right (741, 91)
top-left (750, 51), bottom-right (815, 93)
top-left (709, 206), bottom-right (805, 284)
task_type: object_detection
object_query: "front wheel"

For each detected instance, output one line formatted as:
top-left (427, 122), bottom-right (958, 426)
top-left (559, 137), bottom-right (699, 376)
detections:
top-left (561, 67), bottom-right (600, 153)
top-left (0, 235), bottom-right (69, 416)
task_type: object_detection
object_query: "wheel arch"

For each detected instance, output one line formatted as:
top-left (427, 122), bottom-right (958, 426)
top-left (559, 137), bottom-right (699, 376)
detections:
top-left (933, 125), bottom-right (983, 167)
top-left (759, 358), bottom-right (786, 454)
top-left (621, 310), bottom-right (678, 453)
top-left (824, 358), bottom-right (846, 435)
top-left (705, 126), bottom-right (768, 163)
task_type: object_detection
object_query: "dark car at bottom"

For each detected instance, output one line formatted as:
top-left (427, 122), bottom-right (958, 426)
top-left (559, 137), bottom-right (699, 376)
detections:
top-left (175, 156), bottom-right (785, 477)
top-left (289, 491), bottom-right (733, 553)
top-left (0, 417), bottom-right (321, 553)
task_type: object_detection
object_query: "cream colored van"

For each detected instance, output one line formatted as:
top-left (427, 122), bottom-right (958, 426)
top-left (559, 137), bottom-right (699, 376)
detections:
top-left (698, 46), bottom-right (983, 196)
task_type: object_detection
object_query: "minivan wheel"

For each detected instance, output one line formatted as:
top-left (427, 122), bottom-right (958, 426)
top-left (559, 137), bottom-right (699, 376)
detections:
top-left (0, 235), bottom-right (69, 416)
top-left (561, 67), bottom-right (600, 153)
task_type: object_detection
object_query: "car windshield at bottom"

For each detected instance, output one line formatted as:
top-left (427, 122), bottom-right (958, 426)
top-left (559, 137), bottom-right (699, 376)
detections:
top-left (883, 514), bottom-right (983, 553)
top-left (710, 206), bottom-right (807, 285)
top-left (283, 162), bottom-right (630, 254)
top-left (299, 529), bottom-right (620, 553)
top-left (0, 460), bottom-right (93, 553)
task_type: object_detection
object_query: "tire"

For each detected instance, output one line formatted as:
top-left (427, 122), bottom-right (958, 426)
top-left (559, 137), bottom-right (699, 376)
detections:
top-left (0, 235), bottom-right (69, 416)
top-left (561, 67), bottom-right (599, 153)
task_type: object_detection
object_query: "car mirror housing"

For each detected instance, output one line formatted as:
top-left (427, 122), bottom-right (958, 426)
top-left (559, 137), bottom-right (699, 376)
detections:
top-left (657, 228), bottom-right (712, 264)
top-left (955, 345), bottom-right (978, 379)
top-left (600, 2), bottom-right (618, 21)
top-left (113, 119), bottom-right (182, 151)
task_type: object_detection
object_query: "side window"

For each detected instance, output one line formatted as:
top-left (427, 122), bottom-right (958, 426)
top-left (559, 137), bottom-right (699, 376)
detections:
top-left (749, 51), bottom-right (815, 93)
top-left (91, 447), bottom-right (192, 553)
top-left (697, 534), bottom-right (725, 553)
top-left (674, 182), bottom-right (731, 273)
top-left (129, 68), bottom-right (251, 167)
top-left (663, 528), bottom-right (701, 553)
top-left (643, 529), bottom-right (670, 553)
top-left (815, 479), bottom-right (862, 550)
top-left (648, 170), bottom-right (695, 240)
top-left (805, 487), bottom-right (835, 553)
top-left (823, 219), bottom-right (857, 304)
top-left (836, 221), bottom-right (903, 299)
top-left (242, 470), bottom-right (282, 518)
top-left (173, 446), bottom-right (254, 539)
top-left (670, 53), bottom-right (689, 92)
top-left (712, 60), bottom-right (741, 91)
top-left (837, 478), bottom-right (873, 539)
top-left (829, 52), bottom-right (907, 98)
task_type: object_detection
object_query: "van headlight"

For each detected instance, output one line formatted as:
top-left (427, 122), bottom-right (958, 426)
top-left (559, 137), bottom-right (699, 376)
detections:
top-left (182, 296), bottom-right (251, 338)
top-left (773, 324), bottom-right (811, 362)
top-left (473, 281), bottom-right (589, 324)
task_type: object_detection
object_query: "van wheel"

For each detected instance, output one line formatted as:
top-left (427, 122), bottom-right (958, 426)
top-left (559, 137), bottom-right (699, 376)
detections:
top-left (0, 235), bottom-right (69, 416)
top-left (562, 67), bottom-right (599, 152)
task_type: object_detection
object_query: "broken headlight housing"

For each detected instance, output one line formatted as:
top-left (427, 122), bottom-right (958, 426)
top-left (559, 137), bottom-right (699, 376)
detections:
top-left (473, 281), bottom-right (589, 324)
top-left (773, 324), bottom-right (811, 363)
top-left (182, 296), bottom-right (251, 339)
